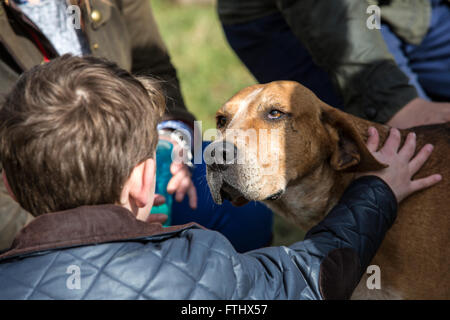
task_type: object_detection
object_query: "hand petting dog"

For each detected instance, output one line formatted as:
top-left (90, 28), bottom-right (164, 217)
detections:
top-left (360, 127), bottom-right (442, 203)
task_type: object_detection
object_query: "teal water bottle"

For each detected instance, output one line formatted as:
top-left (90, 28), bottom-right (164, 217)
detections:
top-left (150, 139), bottom-right (174, 226)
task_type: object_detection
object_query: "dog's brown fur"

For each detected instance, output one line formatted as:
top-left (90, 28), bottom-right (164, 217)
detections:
top-left (206, 81), bottom-right (449, 299)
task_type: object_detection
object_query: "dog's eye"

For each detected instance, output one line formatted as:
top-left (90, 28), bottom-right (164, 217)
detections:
top-left (217, 115), bottom-right (227, 128)
top-left (267, 109), bottom-right (284, 120)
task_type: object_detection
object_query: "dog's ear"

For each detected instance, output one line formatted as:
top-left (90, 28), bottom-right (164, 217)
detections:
top-left (320, 105), bottom-right (387, 172)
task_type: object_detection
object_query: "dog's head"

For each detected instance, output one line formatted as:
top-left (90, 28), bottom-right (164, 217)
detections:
top-left (206, 81), bottom-right (386, 206)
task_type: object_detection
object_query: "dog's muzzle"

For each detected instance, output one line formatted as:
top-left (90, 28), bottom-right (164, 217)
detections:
top-left (220, 181), bottom-right (249, 207)
top-left (205, 140), bottom-right (239, 172)
top-left (206, 141), bottom-right (249, 206)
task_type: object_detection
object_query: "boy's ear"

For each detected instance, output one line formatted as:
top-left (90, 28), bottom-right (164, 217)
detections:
top-left (128, 158), bottom-right (157, 208)
top-left (320, 104), bottom-right (387, 172)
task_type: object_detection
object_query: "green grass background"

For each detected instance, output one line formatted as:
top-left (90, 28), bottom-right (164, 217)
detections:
top-left (152, 0), bottom-right (305, 246)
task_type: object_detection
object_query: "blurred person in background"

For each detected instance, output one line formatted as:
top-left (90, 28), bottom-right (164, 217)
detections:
top-left (0, 0), bottom-right (273, 253)
top-left (217, 0), bottom-right (450, 129)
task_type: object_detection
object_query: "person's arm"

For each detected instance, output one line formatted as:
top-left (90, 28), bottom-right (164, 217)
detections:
top-left (275, 0), bottom-right (418, 124)
top-left (386, 98), bottom-right (450, 129)
top-left (230, 127), bottom-right (441, 299)
top-left (0, 175), bottom-right (34, 253)
top-left (121, 0), bottom-right (196, 127)
top-left (231, 175), bottom-right (395, 299)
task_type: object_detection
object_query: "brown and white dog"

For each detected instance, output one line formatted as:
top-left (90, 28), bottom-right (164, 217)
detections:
top-left (206, 81), bottom-right (449, 299)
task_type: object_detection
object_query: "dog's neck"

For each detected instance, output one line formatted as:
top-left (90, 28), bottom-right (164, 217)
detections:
top-left (264, 164), bottom-right (353, 230)
top-left (265, 120), bottom-right (391, 231)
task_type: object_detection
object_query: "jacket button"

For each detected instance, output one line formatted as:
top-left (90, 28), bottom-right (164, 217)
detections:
top-left (91, 9), bottom-right (102, 22)
top-left (92, 43), bottom-right (99, 50)
top-left (365, 107), bottom-right (377, 119)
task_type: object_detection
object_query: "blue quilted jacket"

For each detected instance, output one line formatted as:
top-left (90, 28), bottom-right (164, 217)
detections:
top-left (0, 176), bottom-right (397, 299)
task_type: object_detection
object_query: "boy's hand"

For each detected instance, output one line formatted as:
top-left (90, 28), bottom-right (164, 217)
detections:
top-left (360, 127), bottom-right (442, 202)
top-left (145, 213), bottom-right (168, 224)
top-left (153, 194), bottom-right (166, 207)
top-left (167, 162), bottom-right (197, 209)
top-left (158, 135), bottom-right (198, 210)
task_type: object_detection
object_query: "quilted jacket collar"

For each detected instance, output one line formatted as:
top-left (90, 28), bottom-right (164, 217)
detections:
top-left (0, 204), bottom-right (199, 260)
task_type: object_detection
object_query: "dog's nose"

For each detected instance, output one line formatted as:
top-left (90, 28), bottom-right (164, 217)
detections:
top-left (206, 141), bottom-right (238, 172)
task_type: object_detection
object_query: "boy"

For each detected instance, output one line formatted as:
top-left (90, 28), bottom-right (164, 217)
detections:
top-left (0, 0), bottom-right (275, 253)
top-left (0, 55), bottom-right (440, 299)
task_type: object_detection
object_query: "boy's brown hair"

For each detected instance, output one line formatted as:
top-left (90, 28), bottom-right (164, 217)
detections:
top-left (0, 54), bottom-right (165, 216)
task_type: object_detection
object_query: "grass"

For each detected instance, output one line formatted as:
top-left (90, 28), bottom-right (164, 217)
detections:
top-left (152, 0), bottom-right (256, 131)
top-left (152, 0), bottom-right (305, 246)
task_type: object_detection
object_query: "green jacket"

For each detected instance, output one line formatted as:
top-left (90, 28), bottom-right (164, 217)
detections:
top-left (0, 0), bottom-right (195, 124)
top-left (218, 0), bottom-right (447, 123)
top-left (0, 0), bottom-right (195, 251)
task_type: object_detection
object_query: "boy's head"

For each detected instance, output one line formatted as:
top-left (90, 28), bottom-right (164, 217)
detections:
top-left (0, 55), bottom-right (165, 217)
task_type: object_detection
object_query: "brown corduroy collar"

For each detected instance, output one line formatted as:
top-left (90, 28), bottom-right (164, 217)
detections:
top-left (0, 204), bottom-right (200, 260)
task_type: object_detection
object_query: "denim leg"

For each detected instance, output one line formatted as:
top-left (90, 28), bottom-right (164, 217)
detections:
top-left (380, 23), bottom-right (430, 100)
top-left (405, 1), bottom-right (450, 101)
top-left (380, 1), bottom-right (450, 101)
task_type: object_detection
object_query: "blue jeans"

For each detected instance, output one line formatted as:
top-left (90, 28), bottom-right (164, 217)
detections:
top-left (380, 0), bottom-right (450, 101)
top-left (222, 1), bottom-right (450, 105)
top-left (171, 142), bottom-right (273, 253)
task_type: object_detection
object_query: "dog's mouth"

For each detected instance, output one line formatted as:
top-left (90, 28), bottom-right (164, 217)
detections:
top-left (207, 168), bottom-right (283, 207)
top-left (264, 190), bottom-right (283, 201)
top-left (220, 181), bottom-right (249, 207)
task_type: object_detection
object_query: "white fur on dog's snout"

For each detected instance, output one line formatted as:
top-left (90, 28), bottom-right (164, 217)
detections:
top-left (228, 87), bottom-right (263, 128)
top-left (206, 168), bottom-right (224, 204)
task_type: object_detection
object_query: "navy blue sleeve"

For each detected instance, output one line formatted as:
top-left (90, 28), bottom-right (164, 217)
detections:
top-left (304, 175), bottom-right (397, 271)
top-left (233, 176), bottom-right (397, 299)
